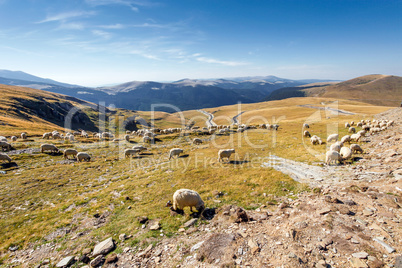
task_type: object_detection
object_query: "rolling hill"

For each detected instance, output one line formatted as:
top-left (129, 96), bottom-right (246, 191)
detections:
top-left (267, 75), bottom-right (402, 106)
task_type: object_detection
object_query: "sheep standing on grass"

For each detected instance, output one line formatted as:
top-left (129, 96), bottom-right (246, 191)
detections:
top-left (350, 133), bottom-right (361, 142)
top-left (327, 134), bottom-right (339, 143)
top-left (303, 123), bottom-right (309, 128)
top-left (340, 147), bottom-right (353, 161)
top-left (325, 151), bottom-right (342, 165)
top-left (0, 153), bottom-right (12, 163)
top-left (310, 135), bottom-right (323, 145)
top-left (0, 141), bottom-right (12, 152)
top-left (218, 149), bottom-right (235, 162)
top-left (348, 127), bottom-right (356, 133)
top-left (166, 189), bottom-right (205, 214)
top-left (21, 133), bottom-right (27, 139)
top-left (350, 144), bottom-right (364, 154)
top-left (63, 149), bottom-right (78, 159)
top-left (40, 144), bottom-right (59, 153)
top-left (124, 148), bottom-right (141, 158)
top-left (76, 152), bottom-right (91, 162)
top-left (11, 136), bottom-right (17, 142)
top-left (169, 148), bottom-right (183, 160)
top-left (124, 134), bottom-right (130, 142)
top-left (330, 143), bottom-right (342, 153)
top-left (303, 130), bottom-right (311, 137)
top-left (132, 145), bottom-right (148, 154)
top-left (341, 135), bottom-right (351, 144)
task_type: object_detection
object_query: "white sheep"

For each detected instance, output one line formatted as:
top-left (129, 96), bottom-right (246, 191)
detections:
top-left (11, 136), bottom-right (17, 142)
top-left (63, 149), bottom-right (78, 159)
top-left (166, 189), bottom-right (205, 213)
top-left (327, 134), bottom-right (339, 142)
top-left (40, 144), bottom-right (59, 153)
top-left (0, 136), bottom-right (6, 142)
top-left (21, 132), bottom-right (27, 139)
top-left (125, 148), bottom-right (140, 158)
top-left (310, 135), bottom-right (323, 145)
top-left (325, 151), bottom-right (342, 165)
top-left (42, 132), bottom-right (52, 139)
top-left (303, 123), bottom-right (309, 128)
top-left (345, 122), bottom-right (350, 128)
top-left (124, 134), bottom-right (130, 142)
top-left (303, 130), bottom-right (311, 137)
top-left (356, 122), bottom-right (363, 127)
top-left (330, 143), bottom-right (342, 152)
top-left (0, 141), bottom-right (12, 151)
top-left (350, 133), bottom-right (361, 142)
top-left (340, 147), bottom-right (353, 161)
top-left (348, 127), bottom-right (356, 133)
top-left (341, 135), bottom-right (351, 144)
top-left (218, 149), bottom-right (235, 162)
top-left (143, 136), bottom-right (152, 143)
top-left (169, 148), bottom-right (183, 160)
top-left (0, 153), bottom-right (12, 163)
top-left (350, 144), bottom-right (363, 154)
top-left (193, 138), bottom-right (203, 145)
top-left (132, 145), bottom-right (147, 153)
top-left (76, 152), bottom-right (91, 162)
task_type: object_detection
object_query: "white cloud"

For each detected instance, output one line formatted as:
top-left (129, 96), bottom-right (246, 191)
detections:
top-left (84, 0), bottom-right (152, 12)
top-left (92, 30), bottom-right (112, 39)
top-left (196, 57), bottom-right (248, 66)
top-left (59, 22), bottom-right (85, 30)
top-left (37, 11), bottom-right (95, 24)
top-left (99, 24), bottom-right (126, 29)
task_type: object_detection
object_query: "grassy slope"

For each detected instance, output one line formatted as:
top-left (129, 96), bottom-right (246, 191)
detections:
top-left (0, 94), bottom-right (393, 262)
top-left (303, 75), bottom-right (402, 107)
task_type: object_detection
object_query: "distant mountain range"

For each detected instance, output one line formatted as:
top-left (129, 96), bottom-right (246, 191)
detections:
top-left (0, 69), bottom-right (337, 112)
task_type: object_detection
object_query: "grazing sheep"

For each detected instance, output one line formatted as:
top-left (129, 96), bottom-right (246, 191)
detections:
top-left (325, 151), bottom-right (342, 165)
top-left (124, 134), bottom-right (130, 142)
top-left (42, 132), bottom-right (52, 139)
top-left (350, 133), bottom-right (361, 142)
top-left (272, 124), bottom-right (279, 130)
top-left (303, 123), bottom-right (309, 128)
top-left (0, 141), bottom-right (13, 152)
top-left (348, 127), bottom-right (356, 133)
top-left (330, 143), bottom-right (342, 152)
top-left (21, 133), bottom-right (27, 139)
top-left (0, 136), bottom-right (6, 142)
top-left (40, 144), bottom-right (59, 153)
top-left (303, 130), bottom-right (311, 137)
top-left (125, 148), bottom-right (140, 158)
top-left (356, 122), bottom-right (363, 127)
top-left (63, 149), bottom-right (78, 159)
top-left (362, 125), bottom-right (370, 131)
top-left (345, 122), bottom-right (350, 128)
top-left (193, 138), bottom-right (203, 145)
top-left (327, 134), bottom-right (339, 142)
top-left (76, 152), bottom-right (91, 162)
top-left (132, 145), bottom-right (147, 153)
top-left (10, 136), bottom-right (17, 142)
top-left (169, 148), bottom-right (184, 160)
top-left (340, 147), bottom-right (353, 161)
top-left (310, 135), bottom-right (323, 145)
top-left (166, 189), bottom-right (205, 213)
top-left (341, 135), bottom-right (351, 144)
top-left (350, 144), bottom-right (364, 154)
top-left (350, 121), bottom-right (355, 126)
top-left (102, 132), bottom-right (114, 139)
top-left (0, 153), bottom-right (12, 163)
top-left (218, 149), bottom-right (235, 162)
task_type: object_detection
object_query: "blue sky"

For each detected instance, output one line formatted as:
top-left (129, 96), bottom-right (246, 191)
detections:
top-left (0, 0), bottom-right (401, 86)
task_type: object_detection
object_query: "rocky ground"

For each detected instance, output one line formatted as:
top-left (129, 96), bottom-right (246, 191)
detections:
top-left (6, 108), bottom-right (402, 268)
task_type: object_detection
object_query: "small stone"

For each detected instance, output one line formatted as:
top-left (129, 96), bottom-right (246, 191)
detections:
top-left (105, 253), bottom-right (118, 264)
top-left (363, 209), bottom-right (374, 216)
top-left (351, 237), bottom-right (360, 244)
top-left (82, 248), bottom-right (92, 255)
top-left (344, 199), bottom-right (357, 206)
top-left (90, 255), bottom-right (104, 267)
top-left (251, 246), bottom-right (260, 254)
top-left (119, 233), bottom-right (127, 241)
top-left (288, 252), bottom-right (297, 258)
top-left (92, 237), bottom-right (115, 257)
top-left (191, 241), bottom-right (204, 252)
top-left (149, 221), bottom-right (160, 230)
top-left (138, 216), bottom-right (148, 224)
top-left (79, 255), bottom-right (90, 264)
top-left (352, 252), bottom-right (369, 259)
top-left (349, 257), bottom-right (368, 267)
top-left (318, 207), bottom-right (331, 215)
top-left (56, 256), bottom-right (75, 268)
top-left (183, 218), bottom-right (198, 228)
top-left (155, 257), bottom-right (160, 263)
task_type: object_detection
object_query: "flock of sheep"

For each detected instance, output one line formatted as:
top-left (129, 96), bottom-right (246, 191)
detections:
top-left (303, 119), bottom-right (394, 165)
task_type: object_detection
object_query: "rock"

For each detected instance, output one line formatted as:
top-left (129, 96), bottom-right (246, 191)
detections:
top-left (363, 208), bottom-right (374, 216)
top-left (349, 257), bottom-right (368, 267)
top-left (251, 246), bottom-right (260, 254)
top-left (352, 252), bottom-right (369, 259)
top-left (344, 199), bottom-right (357, 206)
top-left (149, 221), bottom-right (160, 230)
top-left (373, 237), bottom-right (396, 253)
top-left (56, 256), bottom-right (75, 268)
top-left (138, 216), bottom-right (148, 224)
top-left (82, 248), bottom-right (92, 255)
top-left (318, 207), bottom-right (331, 215)
top-left (191, 241), bottom-right (204, 252)
top-left (351, 237), bottom-right (360, 244)
top-left (8, 245), bottom-right (18, 252)
top-left (324, 196), bottom-right (340, 203)
top-left (78, 255), bottom-right (90, 264)
top-left (138, 244), bottom-right (153, 258)
top-left (119, 233), bottom-right (127, 241)
top-left (92, 237), bottom-right (115, 257)
top-left (105, 253), bottom-right (118, 264)
top-left (183, 218), bottom-right (198, 228)
top-left (196, 233), bottom-right (236, 264)
top-left (90, 255), bottom-right (104, 267)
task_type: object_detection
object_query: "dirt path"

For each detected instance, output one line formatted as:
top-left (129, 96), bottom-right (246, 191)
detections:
top-left (298, 104), bottom-right (356, 115)
top-left (232, 111), bottom-right (245, 125)
top-left (197, 110), bottom-right (217, 127)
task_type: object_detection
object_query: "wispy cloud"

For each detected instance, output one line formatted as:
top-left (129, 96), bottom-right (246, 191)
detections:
top-left (84, 0), bottom-right (154, 12)
top-left (59, 22), bottom-right (85, 30)
top-left (99, 23), bottom-right (126, 29)
top-left (37, 11), bottom-right (95, 24)
top-left (196, 57), bottom-right (248, 66)
top-left (92, 30), bottom-right (112, 39)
